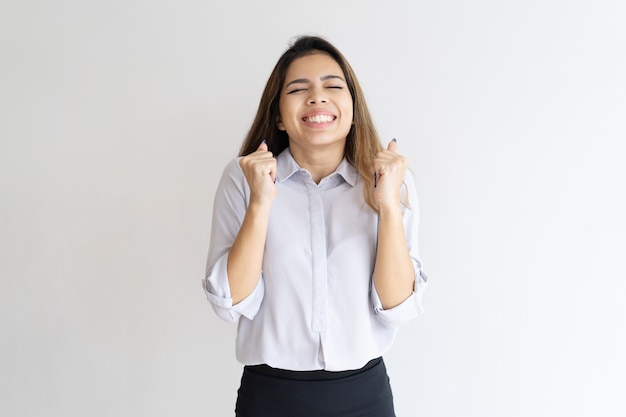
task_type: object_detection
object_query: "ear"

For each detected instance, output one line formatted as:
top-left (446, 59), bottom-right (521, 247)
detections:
top-left (277, 117), bottom-right (285, 131)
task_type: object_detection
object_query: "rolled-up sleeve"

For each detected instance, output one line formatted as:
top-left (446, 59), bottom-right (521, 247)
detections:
top-left (371, 171), bottom-right (428, 328)
top-left (203, 158), bottom-right (265, 322)
top-left (371, 267), bottom-right (428, 328)
top-left (204, 253), bottom-right (265, 322)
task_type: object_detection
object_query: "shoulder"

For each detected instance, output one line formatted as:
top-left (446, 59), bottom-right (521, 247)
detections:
top-left (219, 156), bottom-right (245, 181)
top-left (223, 156), bottom-right (244, 174)
top-left (403, 168), bottom-right (417, 188)
top-left (215, 156), bottom-right (248, 193)
top-left (401, 168), bottom-right (420, 210)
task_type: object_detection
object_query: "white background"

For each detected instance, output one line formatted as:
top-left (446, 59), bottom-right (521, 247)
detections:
top-left (1, 1), bottom-right (625, 416)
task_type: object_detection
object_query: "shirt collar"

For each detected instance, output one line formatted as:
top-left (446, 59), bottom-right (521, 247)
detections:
top-left (276, 148), bottom-right (358, 187)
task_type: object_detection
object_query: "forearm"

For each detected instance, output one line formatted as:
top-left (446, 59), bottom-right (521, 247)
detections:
top-left (373, 205), bottom-right (415, 309)
top-left (227, 201), bottom-right (271, 305)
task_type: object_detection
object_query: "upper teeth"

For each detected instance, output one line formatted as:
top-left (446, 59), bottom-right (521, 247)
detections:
top-left (304, 115), bottom-right (334, 123)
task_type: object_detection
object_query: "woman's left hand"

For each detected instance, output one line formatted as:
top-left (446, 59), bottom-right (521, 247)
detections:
top-left (374, 139), bottom-right (407, 211)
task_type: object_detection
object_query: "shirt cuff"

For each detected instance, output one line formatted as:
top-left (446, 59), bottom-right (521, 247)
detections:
top-left (203, 254), bottom-right (265, 322)
top-left (372, 268), bottom-right (428, 328)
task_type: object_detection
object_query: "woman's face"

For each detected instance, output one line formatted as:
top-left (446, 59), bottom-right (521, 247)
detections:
top-left (277, 53), bottom-right (354, 153)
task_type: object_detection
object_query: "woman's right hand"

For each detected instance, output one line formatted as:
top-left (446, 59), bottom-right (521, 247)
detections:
top-left (228, 141), bottom-right (275, 304)
top-left (239, 141), bottom-right (277, 205)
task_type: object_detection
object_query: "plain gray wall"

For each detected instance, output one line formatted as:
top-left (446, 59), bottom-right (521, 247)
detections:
top-left (1, 0), bottom-right (625, 416)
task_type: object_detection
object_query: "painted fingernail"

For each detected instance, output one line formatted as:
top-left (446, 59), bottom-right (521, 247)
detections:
top-left (392, 138), bottom-right (397, 143)
top-left (261, 139), bottom-right (267, 145)
top-left (374, 172), bottom-right (377, 188)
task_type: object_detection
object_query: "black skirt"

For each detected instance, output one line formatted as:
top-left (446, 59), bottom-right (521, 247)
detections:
top-left (235, 357), bottom-right (396, 417)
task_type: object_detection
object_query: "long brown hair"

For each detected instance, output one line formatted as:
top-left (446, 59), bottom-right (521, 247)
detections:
top-left (239, 36), bottom-right (383, 211)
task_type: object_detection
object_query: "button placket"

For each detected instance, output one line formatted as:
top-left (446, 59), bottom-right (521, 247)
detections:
top-left (303, 172), bottom-right (328, 333)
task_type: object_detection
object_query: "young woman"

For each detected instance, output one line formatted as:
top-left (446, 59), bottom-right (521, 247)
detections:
top-left (204, 35), bottom-right (428, 417)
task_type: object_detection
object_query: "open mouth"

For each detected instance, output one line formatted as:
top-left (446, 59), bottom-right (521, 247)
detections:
top-left (302, 114), bottom-right (336, 123)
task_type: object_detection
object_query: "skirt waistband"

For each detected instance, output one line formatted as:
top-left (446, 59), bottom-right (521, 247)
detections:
top-left (244, 357), bottom-right (382, 381)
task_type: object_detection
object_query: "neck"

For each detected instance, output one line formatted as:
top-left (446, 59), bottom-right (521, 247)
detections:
top-left (289, 142), bottom-right (345, 184)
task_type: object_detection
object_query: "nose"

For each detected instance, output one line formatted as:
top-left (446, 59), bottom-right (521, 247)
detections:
top-left (307, 86), bottom-right (327, 104)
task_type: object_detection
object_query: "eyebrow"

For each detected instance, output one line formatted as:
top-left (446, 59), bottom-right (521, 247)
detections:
top-left (285, 75), bottom-right (346, 88)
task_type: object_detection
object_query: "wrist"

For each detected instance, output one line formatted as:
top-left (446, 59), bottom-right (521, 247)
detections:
top-left (377, 201), bottom-right (403, 219)
top-left (247, 197), bottom-right (273, 217)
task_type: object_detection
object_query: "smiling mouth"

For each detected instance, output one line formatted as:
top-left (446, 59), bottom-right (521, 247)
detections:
top-left (302, 115), bottom-right (336, 123)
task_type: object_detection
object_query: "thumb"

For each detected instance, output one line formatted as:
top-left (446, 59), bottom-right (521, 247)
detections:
top-left (387, 138), bottom-right (398, 152)
top-left (257, 140), bottom-right (268, 152)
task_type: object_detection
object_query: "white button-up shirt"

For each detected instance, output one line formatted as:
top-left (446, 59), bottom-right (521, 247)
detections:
top-left (204, 148), bottom-right (427, 371)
